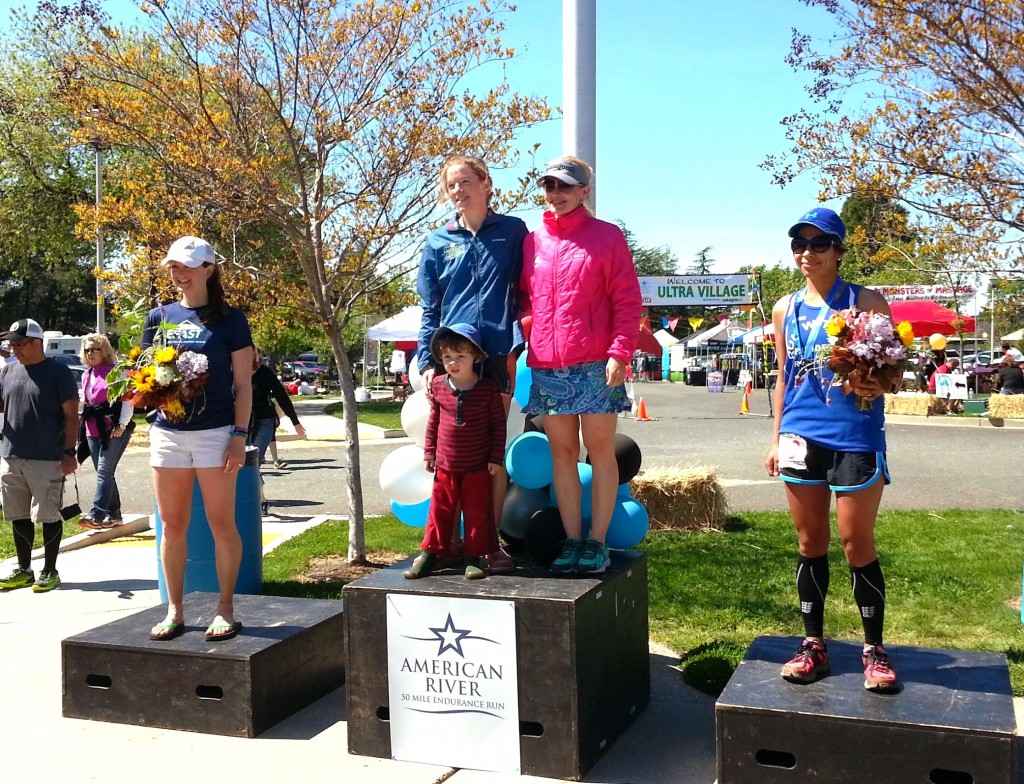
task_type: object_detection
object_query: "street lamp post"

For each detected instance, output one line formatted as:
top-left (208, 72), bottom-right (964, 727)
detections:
top-left (89, 137), bottom-right (107, 334)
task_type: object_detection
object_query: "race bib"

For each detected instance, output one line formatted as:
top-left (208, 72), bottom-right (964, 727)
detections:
top-left (778, 433), bottom-right (808, 471)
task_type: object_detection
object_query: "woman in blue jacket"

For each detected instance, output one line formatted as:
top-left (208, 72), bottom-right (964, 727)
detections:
top-left (416, 156), bottom-right (526, 573)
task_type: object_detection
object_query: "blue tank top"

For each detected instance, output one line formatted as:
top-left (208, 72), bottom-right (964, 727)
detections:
top-left (779, 279), bottom-right (886, 452)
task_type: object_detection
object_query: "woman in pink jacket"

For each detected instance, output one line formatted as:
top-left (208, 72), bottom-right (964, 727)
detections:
top-left (520, 156), bottom-right (641, 575)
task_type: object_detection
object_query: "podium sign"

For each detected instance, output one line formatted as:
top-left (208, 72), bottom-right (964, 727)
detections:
top-left (387, 594), bottom-right (520, 773)
top-left (935, 373), bottom-right (968, 400)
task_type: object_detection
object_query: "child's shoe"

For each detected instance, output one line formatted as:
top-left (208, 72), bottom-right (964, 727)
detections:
top-left (403, 552), bottom-right (436, 580)
top-left (464, 557), bottom-right (486, 580)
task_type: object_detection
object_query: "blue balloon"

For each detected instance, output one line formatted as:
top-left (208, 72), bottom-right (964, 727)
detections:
top-left (391, 498), bottom-right (430, 528)
top-left (617, 482), bottom-right (632, 498)
top-left (513, 352), bottom-right (533, 409)
top-left (505, 431), bottom-right (553, 490)
top-left (549, 462), bottom-right (594, 519)
top-left (606, 498), bottom-right (650, 549)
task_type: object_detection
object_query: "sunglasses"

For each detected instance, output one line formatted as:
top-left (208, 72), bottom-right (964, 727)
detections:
top-left (790, 235), bottom-right (836, 254)
top-left (540, 178), bottom-right (580, 193)
top-left (84, 347), bottom-right (103, 354)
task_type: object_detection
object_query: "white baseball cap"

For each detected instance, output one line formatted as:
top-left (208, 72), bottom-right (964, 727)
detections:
top-left (161, 235), bottom-right (216, 267)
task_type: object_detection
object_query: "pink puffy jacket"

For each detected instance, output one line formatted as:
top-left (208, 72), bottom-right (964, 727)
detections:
top-left (521, 206), bottom-right (641, 369)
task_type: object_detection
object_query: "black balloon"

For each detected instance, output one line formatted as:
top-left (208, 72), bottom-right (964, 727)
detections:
top-left (524, 414), bottom-right (546, 434)
top-left (524, 507), bottom-right (565, 566)
top-left (587, 432), bottom-right (642, 485)
top-left (498, 482), bottom-right (552, 542)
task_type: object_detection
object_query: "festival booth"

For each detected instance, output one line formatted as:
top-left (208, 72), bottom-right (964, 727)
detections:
top-left (365, 306), bottom-right (422, 397)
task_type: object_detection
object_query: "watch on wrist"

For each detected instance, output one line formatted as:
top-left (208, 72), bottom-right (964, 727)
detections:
top-left (63, 448), bottom-right (76, 457)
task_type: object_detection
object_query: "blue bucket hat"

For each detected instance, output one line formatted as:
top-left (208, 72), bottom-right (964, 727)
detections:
top-left (430, 322), bottom-right (486, 363)
top-left (788, 207), bottom-right (846, 242)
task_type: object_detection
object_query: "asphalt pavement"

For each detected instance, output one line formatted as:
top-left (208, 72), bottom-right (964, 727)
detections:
top-left (3, 385), bottom-right (1023, 782)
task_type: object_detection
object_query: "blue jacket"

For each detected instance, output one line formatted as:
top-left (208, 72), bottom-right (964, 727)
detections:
top-left (416, 211), bottom-right (527, 372)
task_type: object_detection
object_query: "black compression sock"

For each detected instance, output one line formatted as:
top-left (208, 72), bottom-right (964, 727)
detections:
top-left (850, 559), bottom-right (886, 646)
top-left (11, 519), bottom-right (34, 570)
top-left (796, 553), bottom-right (830, 638)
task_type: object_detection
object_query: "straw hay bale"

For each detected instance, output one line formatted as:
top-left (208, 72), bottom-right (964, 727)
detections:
top-left (884, 392), bottom-right (932, 416)
top-left (988, 394), bottom-right (1024, 419)
top-left (630, 464), bottom-right (728, 532)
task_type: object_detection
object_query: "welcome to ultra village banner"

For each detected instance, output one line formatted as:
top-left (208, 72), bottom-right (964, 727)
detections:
top-left (639, 275), bottom-right (753, 307)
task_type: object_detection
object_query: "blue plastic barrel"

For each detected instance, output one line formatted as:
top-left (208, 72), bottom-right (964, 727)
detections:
top-left (155, 445), bottom-right (262, 602)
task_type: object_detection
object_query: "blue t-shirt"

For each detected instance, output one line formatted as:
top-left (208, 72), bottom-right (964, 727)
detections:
top-left (0, 358), bottom-right (79, 460)
top-left (142, 302), bottom-right (252, 431)
top-left (779, 281), bottom-right (886, 452)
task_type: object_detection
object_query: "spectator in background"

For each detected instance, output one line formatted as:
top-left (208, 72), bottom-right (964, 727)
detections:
top-left (928, 357), bottom-right (959, 394)
top-left (0, 318), bottom-right (80, 593)
top-left (249, 347), bottom-right (305, 514)
top-left (996, 355), bottom-right (1024, 395)
top-left (389, 350), bottom-right (407, 385)
top-left (77, 333), bottom-right (134, 530)
top-left (1000, 342), bottom-right (1024, 364)
top-left (0, 341), bottom-right (16, 364)
top-left (297, 379), bottom-right (317, 396)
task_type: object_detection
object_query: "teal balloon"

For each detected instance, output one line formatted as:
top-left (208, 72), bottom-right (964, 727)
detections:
top-left (548, 462), bottom-right (594, 518)
top-left (513, 352), bottom-right (532, 409)
top-left (505, 431), bottom-right (553, 490)
top-left (606, 499), bottom-right (650, 549)
top-left (391, 498), bottom-right (430, 528)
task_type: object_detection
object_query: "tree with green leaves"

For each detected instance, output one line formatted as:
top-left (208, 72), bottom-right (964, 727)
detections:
top-left (617, 222), bottom-right (679, 276)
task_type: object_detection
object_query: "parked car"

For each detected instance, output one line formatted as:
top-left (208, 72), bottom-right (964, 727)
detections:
top-left (961, 352), bottom-right (992, 369)
top-left (291, 360), bottom-right (329, 381)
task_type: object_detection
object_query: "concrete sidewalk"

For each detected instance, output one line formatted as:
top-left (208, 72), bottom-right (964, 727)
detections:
top-left (0, 522), bottom-right (719, 784)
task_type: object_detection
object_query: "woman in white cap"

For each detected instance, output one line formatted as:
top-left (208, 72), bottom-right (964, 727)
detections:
top-left (144, 235), bottom-right (253, 643)
top-left (520, 156), bottom-right (642, 576)
top-left (765, 207), bottom-right (899, 693)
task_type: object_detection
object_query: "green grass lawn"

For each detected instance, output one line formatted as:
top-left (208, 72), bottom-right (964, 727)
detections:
top-left (260, 508), bottom-right (1024, 696)
top-left (325, 400), bottom-right (403, 430)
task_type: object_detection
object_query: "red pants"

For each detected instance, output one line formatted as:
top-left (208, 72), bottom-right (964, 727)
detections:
top-left (422, 467), bottom-right (495, 557)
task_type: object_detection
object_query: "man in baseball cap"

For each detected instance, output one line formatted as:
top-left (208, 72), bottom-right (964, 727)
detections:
top-left (161, 235), bottom-right (216, 267)
top-left (0, 316), bottom-right (80, 593)
top-left (0, 318), bottom-right (45, 342)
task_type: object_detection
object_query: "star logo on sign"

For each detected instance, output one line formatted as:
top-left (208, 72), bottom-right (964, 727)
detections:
top-left (429, 613), bottom-right (473, 657)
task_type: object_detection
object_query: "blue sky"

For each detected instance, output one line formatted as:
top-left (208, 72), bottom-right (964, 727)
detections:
top-left (1, 0), bottom-right (842, 273)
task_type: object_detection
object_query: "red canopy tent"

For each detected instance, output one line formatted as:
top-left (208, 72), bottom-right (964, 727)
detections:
top-left (889, 300), bottom-right (975, 336)
top-left (636, 324), bottom-right (664, 355)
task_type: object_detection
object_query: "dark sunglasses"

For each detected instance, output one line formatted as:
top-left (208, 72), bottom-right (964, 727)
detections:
top-left (540, 178), bottom-right (579, 193)
top-left (790, 235), bottom-right (836, 254)
top-left (84, 347), bottom-right (103, 354)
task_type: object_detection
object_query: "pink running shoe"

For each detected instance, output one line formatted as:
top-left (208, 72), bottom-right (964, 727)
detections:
top-left (780, 637), bottom-right (830, 683)
top-left (862, 644), bottom-right (899, 693)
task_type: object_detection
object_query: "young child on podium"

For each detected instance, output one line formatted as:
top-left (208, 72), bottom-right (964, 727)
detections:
top-left (404, 323), bottom-right (507, 580)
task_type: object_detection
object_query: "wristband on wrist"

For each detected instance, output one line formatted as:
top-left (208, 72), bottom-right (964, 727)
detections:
top-left (63, 448), bottom-right (76, 457)
top-left (230, 426), bottom-right (248, 438)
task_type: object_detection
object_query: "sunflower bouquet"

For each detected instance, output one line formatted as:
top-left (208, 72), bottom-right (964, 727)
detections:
top-left (107, 341), bottom-right (209, 422)
top-left (820, 308), bottom-right (915, 411)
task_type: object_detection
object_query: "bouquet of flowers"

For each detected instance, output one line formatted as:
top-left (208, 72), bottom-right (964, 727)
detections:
top-left (820, 308), bottom-right (915, 411)
top-left (107, 343), bottom-right (209, 422)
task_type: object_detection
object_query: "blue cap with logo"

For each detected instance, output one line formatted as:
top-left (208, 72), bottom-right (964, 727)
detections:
top-left (788, 207), bottom-right (846, 242)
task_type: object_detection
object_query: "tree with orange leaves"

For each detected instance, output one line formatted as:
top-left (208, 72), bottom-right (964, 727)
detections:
top-left (763, 0), bottom-right (1024, 272)
top-left (44, 0), bottom-right (550, 562)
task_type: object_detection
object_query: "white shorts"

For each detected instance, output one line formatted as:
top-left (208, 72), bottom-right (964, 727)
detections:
top-left (149, 425), bottom-right (233, 469)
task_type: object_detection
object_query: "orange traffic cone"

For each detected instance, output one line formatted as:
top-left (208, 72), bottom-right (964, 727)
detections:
top-left (740, 381), bottom-right (751, 415)
top-left (636, 397), bottom-right (653, 421)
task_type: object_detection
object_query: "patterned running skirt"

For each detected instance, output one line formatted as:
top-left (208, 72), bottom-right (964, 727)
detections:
top-left (526, 360), bottom-right (631, 416)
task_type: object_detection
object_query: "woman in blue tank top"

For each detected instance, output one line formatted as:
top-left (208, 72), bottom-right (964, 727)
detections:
top-left (764, 208), bottom-right (900, 694)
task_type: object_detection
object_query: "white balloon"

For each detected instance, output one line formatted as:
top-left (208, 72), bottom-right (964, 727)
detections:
top-left (505, 397), bottom-right (526, 451)
top-left (409, 360), bottom-right (424, 392)
top-left (400, 389), bottom-right (432, 446)
top-left (379, 444), bottom-right (434, 505)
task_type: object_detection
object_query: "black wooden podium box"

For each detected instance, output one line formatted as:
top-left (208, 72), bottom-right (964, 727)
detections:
top-left (62, 592), bottom-right (346, 737)
top-left (716, 635), bottom-right (1019, 783)
top-left (344, 552), bottom-right (650, 779)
